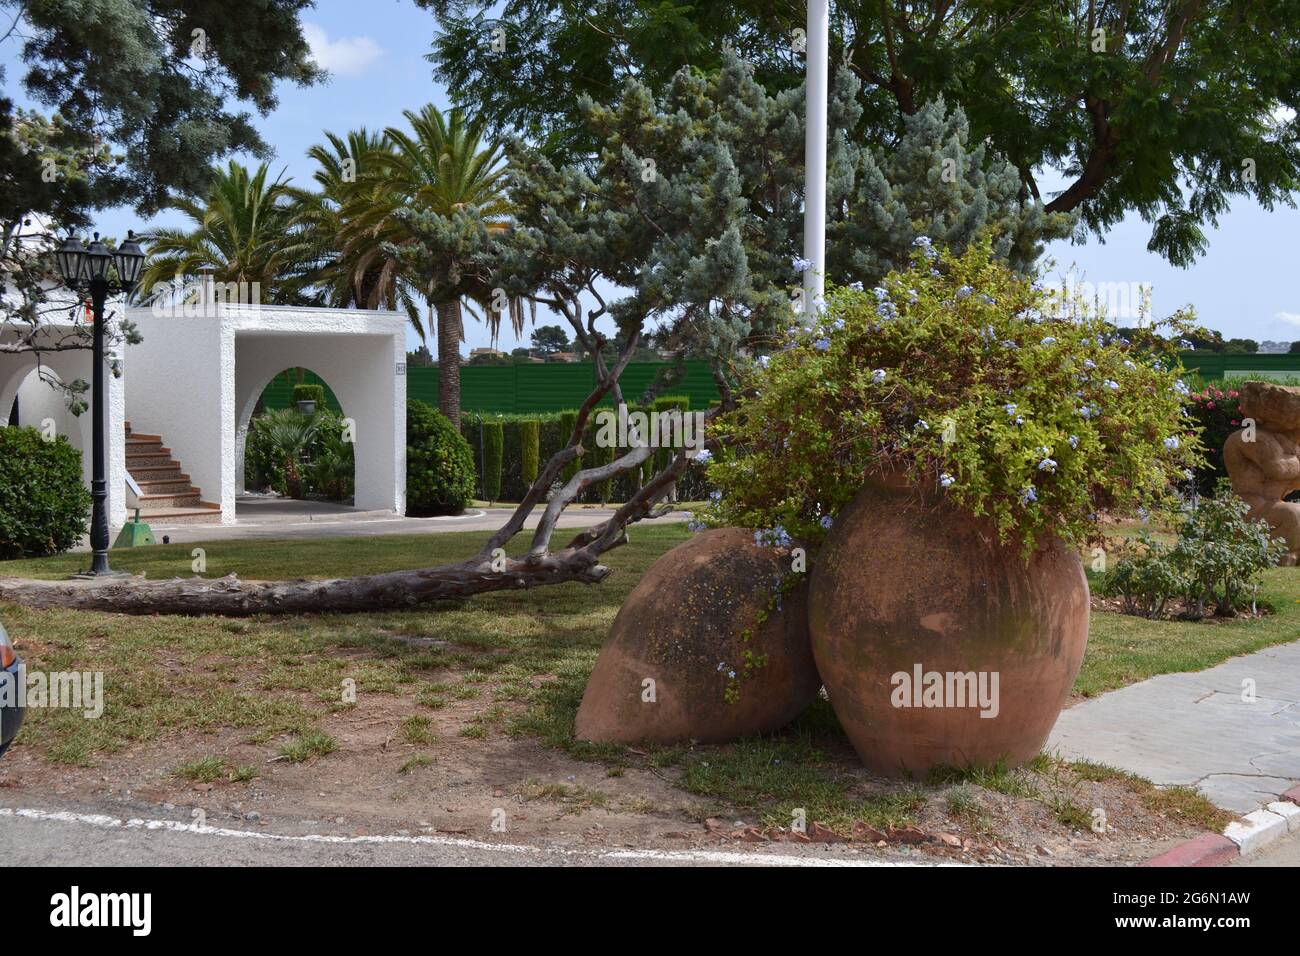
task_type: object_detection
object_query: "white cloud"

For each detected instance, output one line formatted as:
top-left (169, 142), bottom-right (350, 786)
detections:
top-left (1275, 311), bottom-right (1300, 328)
top-left (303, 23), bottom-right (382, 77)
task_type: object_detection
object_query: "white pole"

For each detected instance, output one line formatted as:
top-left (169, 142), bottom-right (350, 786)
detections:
top-left (803, 0), bottom-right (829, 319)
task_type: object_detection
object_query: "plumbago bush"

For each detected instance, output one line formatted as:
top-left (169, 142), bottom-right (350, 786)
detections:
top-left (702, 239), bottom-right (1204, 557)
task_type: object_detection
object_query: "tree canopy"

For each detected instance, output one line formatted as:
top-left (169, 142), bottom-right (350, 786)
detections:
top-left (423, 0), bottom-right (1300, 267)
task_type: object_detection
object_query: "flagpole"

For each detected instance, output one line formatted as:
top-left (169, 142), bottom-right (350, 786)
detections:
top-left (803, 0), bottom-right (829, 318)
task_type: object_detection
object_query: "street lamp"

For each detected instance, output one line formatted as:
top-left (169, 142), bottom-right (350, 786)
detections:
top-left (53, 230), bottom-right (145, 576)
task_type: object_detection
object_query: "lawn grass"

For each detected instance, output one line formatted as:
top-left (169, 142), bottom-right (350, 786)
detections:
top-left (1, 519), bottom-right (1293, 832)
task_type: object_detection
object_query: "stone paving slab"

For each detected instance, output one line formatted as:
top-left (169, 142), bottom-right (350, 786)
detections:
top-left (1048, 640), bottom-right (1300, 814)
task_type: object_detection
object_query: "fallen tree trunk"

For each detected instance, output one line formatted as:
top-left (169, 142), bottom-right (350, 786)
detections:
top-left (0, 552), bottom-right (611, 616)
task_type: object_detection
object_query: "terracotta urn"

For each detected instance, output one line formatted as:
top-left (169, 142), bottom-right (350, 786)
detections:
top-left (575, 528), bottom-right (821, 745)
top-left (808, 477), bottom-right (1089, 776)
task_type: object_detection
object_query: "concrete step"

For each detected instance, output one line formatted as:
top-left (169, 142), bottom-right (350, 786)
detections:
top-left (137, 505), bottom-right (221, 526)
top-left (136, 490), bottom-right (203, 509)
top-left (135, 478), bottom-right (195, 495)
top-left (128, 465), bottom-right (188, 481)
top-left (126, 453), bottom-right (178, 469)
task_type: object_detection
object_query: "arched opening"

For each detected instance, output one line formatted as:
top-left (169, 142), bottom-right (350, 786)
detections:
top-left (5, 364), bottom-right (92, 487)
top-left (239, 367), bottom-right (355, 506)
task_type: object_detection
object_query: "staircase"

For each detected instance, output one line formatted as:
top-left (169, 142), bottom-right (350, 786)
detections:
top-left (124, 422), bottom-right (220, 524)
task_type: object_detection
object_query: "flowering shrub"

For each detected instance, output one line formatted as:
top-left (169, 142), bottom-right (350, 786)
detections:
top-left (1185, 382), bottom-right (1244, 494)
top-left (703, 239), bottom-right (1204, 557)
top-left (1103, 480), bottom-right (1285, 619)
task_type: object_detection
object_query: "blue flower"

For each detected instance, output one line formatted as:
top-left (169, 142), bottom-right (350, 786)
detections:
top-left (940, 473), bottom-right (955, 488)
top-left (1163, 436), bottom-right (1180, 450)
top-left (955, 285), bottom-right (974, 300)
top-left (1180, 339), bottom-right (1195, 350)
top-left (793, 256), bottom-right (813, 274)
top-left (1068, 435), bottom-right (1079, 449)
top-left (1041, 336), bottom-right (1056, 345)
top-left (977, 293), bottom-right (996, 305)
top-left (1173, 380), bottom-right (1190, 397)
top-left (694, 448), bottom-right (713, 464)
top-left (872, 368), bottom-right (887, 384)
top-left (819, 515), bottom-right (834, 530)
top-left (1020, 486), bottom-right (1038, 505)
top-left (1123, 360), bottom-right (1137, 370)
top-left (915, 419), bottom-right (929, 431)
top-left (1037, 457), bottom-right (1058, 473)
top-left (872, 286), bottom-right (890, 302)
top-left (1104, 379), bottom-right (1120, 391)
top-left (709, 489), bottom-right (723, 503)
top-left (848, 280), bottom-right (864, 292)
top-left (757, 354), bottom-right (771, 369)
top-left (1083, 359), bottom-right (1096, 370)
top-left (1004, 403), bottom-right (1019, 416)
top-left (813, 337), bottom-right (831, 352)
top-left (717, 661), bottom-right (727, 671)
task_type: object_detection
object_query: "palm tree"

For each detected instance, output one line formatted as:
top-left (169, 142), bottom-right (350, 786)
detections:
top-left (138, 161), bottom-right (310, 305)
top-left (337, 105), bottom-right (525, 426)
top-left (291, 131), bottom-right (428, 336)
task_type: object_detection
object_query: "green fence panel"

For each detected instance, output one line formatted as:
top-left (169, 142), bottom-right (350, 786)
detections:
top-left (259, 371), bottom-right (343, 412)
top-left (1178, 352), bottom-right (1300, 382)
top-left (265, 361), bottom-right (723, 415)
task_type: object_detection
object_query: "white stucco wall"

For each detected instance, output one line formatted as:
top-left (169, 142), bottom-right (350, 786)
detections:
top-left (126, 302), bottom-right (406, 522)
top-left (1, 319), bottom-right (127, 529)
top-left (125, 303), bottom-right (230, 520)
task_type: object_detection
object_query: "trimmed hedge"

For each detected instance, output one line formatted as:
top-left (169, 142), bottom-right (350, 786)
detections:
top-left (461, 398), bottom-right (714, 505)
top-left (408, 400), bottom-right (476, 515)
top-left (520, 419), bottom-right (540, 487)
top-left (482, 420), bottom-right (504, 502)
top-left (292, 383), bottom-right (327, 406)
top-left (0, 426), bottom-right (91, 559)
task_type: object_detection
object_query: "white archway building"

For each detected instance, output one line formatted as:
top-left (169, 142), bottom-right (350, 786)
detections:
top-left (124, 301), bottom-right (407, 525)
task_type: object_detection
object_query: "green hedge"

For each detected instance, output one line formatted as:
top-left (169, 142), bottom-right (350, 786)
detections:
top-left (408, 400), bottom-right (476, 515)
top-left (0, 426), bottom-right (91, 559)
top-left (292, 383), bottom-right (327, 406)
top-left (520, 419), bottom-right (540, 488)
top-left (482, 420), bottom-right (503, 502)
top-left (460, 398), bottom-right (714, 505)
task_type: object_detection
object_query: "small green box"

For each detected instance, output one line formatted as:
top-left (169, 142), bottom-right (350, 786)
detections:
top-left (113, 510), bottom-right (155, 549)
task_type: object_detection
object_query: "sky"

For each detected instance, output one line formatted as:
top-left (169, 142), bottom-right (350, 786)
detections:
top-left (5, 0), bottom-right (1300, 356)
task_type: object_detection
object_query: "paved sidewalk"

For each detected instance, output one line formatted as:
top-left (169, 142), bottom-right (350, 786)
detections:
top-left (1048, 640), bottom-right (1300, 813)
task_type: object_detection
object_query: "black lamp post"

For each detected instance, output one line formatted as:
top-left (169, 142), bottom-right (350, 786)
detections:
top-left (53, 230), bottom-right (146, 576)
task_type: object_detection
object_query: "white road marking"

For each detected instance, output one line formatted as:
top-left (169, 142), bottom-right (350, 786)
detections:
top-left (0, 806), bottom-right (935, 866)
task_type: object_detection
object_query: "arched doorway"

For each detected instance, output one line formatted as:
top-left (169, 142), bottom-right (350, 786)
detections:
top-left (238, 367), bottom-right (354, 505)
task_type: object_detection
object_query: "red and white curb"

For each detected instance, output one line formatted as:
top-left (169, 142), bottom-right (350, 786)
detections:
top-left (1143, 785), bottom-right (1300, 866)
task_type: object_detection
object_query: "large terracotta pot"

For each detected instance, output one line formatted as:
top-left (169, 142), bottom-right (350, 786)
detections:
top-left (575, 528), bottom-right (821, 745)
top-left (808, 477), bottom-right (1089, 776)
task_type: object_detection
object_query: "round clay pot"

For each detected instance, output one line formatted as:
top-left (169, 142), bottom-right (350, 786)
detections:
top-left (574, 528), bottom-right (821, 745)
top-left (809, 478), bottom-right (1089, 777)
